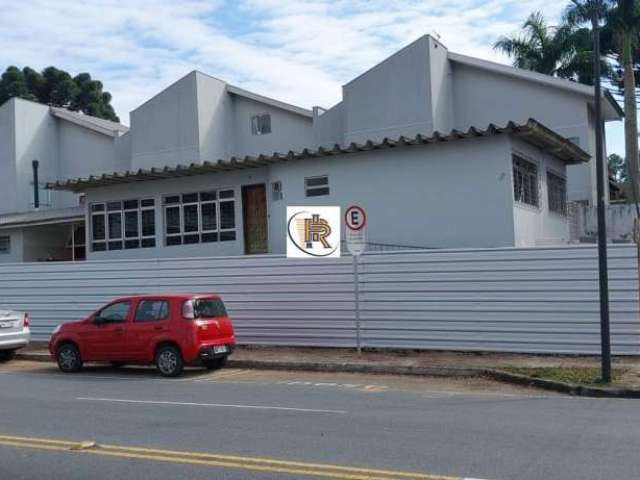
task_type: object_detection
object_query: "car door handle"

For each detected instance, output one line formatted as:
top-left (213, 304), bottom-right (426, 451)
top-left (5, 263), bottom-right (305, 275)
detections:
top-left (115, 327), bottom-right (124, 332)
top-left (153, 326), bottom-right (163, 331)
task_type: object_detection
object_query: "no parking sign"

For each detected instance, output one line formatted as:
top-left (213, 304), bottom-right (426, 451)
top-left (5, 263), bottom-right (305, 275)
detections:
top-left (345, 205), bottom-right (366, 256)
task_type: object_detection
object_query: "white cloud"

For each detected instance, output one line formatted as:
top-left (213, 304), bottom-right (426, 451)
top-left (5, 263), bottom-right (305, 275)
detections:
top-left (0, 0), bottom-right (577, 125)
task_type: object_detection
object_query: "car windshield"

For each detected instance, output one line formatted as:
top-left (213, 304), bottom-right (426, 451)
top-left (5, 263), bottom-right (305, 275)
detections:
top-left (193, 298), bottom-right (227, 318)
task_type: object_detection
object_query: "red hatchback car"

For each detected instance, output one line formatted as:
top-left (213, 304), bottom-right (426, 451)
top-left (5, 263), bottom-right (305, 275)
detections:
top-left (49, 294), bottom-right (235, 377)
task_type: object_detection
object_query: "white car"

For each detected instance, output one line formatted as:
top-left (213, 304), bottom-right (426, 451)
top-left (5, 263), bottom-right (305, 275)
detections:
top-left (0, 310), bottom-right (30, 361)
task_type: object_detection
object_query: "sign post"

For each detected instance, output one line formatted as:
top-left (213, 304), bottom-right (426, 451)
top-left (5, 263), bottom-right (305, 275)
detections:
top-left (345, 206), bottom-right (367, 355)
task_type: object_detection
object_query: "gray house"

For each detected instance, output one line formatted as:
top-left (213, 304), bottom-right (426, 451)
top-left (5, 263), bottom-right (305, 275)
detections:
top-left (0, 34), bottom-right (622, 262)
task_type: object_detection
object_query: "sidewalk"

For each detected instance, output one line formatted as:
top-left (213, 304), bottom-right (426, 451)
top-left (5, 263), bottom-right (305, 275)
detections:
top-left (19, 344), bottom-right (640, 396)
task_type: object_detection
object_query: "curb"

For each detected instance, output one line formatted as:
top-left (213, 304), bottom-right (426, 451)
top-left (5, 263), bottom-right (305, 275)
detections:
top-left (14, 351), bottom-right (640, 398)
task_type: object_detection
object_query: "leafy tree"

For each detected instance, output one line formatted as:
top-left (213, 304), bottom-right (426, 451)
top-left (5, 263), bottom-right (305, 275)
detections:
top-left (0, 66), bottom-right (119, 121)
top-left (609, 153), bottom-right (627, 181)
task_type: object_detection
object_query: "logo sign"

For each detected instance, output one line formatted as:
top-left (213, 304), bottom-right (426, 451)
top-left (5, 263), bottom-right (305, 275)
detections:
top-left (345, 205), bottom-right (367, 256)
top-left (287, 206), bottom-right (341, 258)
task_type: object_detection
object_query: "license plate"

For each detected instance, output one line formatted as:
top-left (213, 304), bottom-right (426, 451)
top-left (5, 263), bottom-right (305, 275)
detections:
top-left (213, 345), bottom-right (228, 354)
top-left (0, 322), bottom-right (15, 329)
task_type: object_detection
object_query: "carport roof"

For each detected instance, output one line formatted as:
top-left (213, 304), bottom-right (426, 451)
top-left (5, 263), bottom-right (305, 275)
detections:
top-left (0, 207), bottom-right (84, 230)
top-left (48, 119), bottom-right (590, 193)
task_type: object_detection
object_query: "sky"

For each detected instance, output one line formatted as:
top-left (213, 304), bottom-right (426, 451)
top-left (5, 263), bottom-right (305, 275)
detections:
top-left (0, 0), bottom-right (624, 155)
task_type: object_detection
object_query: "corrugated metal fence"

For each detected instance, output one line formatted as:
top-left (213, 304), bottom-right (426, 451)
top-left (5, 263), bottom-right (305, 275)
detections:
top-left (0, 244), bottom-right (639, 354)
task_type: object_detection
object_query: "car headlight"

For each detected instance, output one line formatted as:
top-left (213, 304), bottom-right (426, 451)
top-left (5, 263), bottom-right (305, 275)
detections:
top-left (51, 325), bottom-right (61, 335)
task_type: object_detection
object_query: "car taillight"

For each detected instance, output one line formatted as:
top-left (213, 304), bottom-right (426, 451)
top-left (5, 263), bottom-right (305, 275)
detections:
top-left (23, 313), bottom-right (30, 327)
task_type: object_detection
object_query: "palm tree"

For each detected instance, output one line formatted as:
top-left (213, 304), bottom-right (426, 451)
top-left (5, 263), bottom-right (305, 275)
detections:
top-left (494, 11), bottom-right (604, 82)
top-left (566, 0), bottom-right (640, 203)
top-left (494, 12), bottom-right (563, 75)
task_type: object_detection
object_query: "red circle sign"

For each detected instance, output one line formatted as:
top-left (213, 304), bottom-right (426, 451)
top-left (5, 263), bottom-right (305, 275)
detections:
top-left (345, 205), bottom-right (366, 231)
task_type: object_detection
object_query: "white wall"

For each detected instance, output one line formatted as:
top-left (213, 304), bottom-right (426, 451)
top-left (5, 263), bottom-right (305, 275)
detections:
top-left (130, 72), bottom-right (200, 170)
top-left (343, 36), bottom-right (433, 144)
top-left (0, 229), bottom-right (23, 263)
top-left (195, 73), bottom-right (231, 161)
top-left (85, 168), bottom-right (268, 260)
top-left (13, 100), bottom-right (59, 212)
top-left (230, 95), bottom-right (314, 158)
top-left (268, 135), bottom-right (516, 252)
top-left (510, 138), bottom-right (570, 246)
top-left (80, 134), bottom-right (577, 259)
top-left (313, 103), bottom-right (344, 147)
top-left (450, 62), bottom-right (598, 205)
top-left (0, 99), bottom-right (17, 214)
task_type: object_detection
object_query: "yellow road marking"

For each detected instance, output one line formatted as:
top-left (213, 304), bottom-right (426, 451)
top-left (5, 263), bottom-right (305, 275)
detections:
top-left (0, 434), bottom-right (463, 480)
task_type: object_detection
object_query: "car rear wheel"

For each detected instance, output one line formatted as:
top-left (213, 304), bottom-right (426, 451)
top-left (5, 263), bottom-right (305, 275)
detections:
top-left (203, 356), bottom-right (227, 370)
top-left (155, 345), bottom-right (183, 377)
top-left (0, 349), bottom-right (16, 362)
top-left (56, 344), bottom-right (82, 373)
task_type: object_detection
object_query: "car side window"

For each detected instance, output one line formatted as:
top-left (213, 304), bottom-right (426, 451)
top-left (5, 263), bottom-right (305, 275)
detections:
top-left (134, 300), bottom-right (169, 322)
top-left (97, 301), bottom-right (131, 323)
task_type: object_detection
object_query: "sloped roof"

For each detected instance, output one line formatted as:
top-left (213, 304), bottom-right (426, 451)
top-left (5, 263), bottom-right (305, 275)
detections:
top-left (48, 119), bottom-right (590, 193)
top-left (0, 207), bottom-right (84, 230)
top-left (50, 107), bottom-right (129, 137)
top-left (227, 85), bottom-right (313, 118)
top-left (448, 52), bottom-right (624, 121)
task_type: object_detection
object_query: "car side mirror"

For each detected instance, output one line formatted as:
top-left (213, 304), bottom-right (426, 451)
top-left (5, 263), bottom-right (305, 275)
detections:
top-left (94, 316), bottom-right (107, 325)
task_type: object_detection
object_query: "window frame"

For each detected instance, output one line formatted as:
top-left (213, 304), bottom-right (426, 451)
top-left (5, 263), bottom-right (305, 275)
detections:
top-left (96, 300), bottom-right (131, 324)
top-left (250, 113), bottom-right (272, 136)
top-left (0, 236), bottom-right (10, 255)
top-left (134, 299), bottom-right (170, 323)
top-left (547, 170), bottom-right (568, 216)
top-left (90, 198), bottom-right (156, 252)
top-left (163, 189), bottom-right (236, 246)
top-left (512, 154), bottom-right (540, 208)
top-left (304, 175), bottom-right (330, 197)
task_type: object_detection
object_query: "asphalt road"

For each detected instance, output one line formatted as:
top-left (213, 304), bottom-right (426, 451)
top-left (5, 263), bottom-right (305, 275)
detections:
top-left (0, 362), bottom-right (638, 480)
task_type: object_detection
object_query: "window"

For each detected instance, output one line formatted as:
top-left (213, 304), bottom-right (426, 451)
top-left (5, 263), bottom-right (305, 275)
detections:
top-left (305, 176), bottom-right (329, 197)
top-left (0, 236), bottom-right (10, 254)
top-left (163, 190), bottom-right (236, 246)
top-left (547, 171), bottom-right (568, 215)
top-left (251, 114), bottom-right (271, 135)
top-left (97, 301), bottom-right (131, 323)
top-left (512, 156), bottom-right (539, 207)
top-left (134, 300), bottom-right (169, 322)
top-left (183, 298), bottom-right (227, 319)
top-left (91, 199), bottom-right (156, 252)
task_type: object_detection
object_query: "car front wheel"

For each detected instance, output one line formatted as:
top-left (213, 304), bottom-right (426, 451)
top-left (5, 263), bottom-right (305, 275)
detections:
top-left (155, 345), bottom-right (184, 377)
top-left (56, 344), bottom-right (83, 373)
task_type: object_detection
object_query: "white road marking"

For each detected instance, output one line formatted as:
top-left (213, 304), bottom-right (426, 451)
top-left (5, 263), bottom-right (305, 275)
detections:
top-left (76, 396), bottom-right (347, 414)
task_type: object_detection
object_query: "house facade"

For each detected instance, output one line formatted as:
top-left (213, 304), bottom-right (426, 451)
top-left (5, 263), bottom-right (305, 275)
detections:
top-left (0, 35), bottom-right (622, 263)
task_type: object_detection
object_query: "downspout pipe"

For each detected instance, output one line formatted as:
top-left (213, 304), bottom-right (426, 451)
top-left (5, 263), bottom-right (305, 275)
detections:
top-left (32, 160), bottom-right (39, 210)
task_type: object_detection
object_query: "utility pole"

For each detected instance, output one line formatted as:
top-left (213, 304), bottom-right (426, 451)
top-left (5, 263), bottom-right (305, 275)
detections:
top-left (590, 5), bottom-right (612, 383)
top-left (571, 0), bottom-right (612, 382)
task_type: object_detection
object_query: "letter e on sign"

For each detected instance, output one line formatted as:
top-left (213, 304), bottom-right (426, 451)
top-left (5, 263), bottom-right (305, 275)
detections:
top-left (345, 206), bottom-right (366, 231)
top-left (345, 205), bottom-right (366, 256)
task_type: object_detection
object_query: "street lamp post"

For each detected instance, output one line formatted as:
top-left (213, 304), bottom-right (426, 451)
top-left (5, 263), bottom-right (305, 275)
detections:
top-left (571, 0), bottom-right (612, 383)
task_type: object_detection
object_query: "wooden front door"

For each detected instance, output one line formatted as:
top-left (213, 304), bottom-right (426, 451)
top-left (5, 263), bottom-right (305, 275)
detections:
top-left (242, 184), bottom-right (268, 254)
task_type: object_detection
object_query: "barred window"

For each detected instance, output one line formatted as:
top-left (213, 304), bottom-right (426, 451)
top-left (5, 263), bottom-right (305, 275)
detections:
top-left (547, 172), bottom-right (567, 215)
top-left (0, 236), bottom-right (10, 254)
top-left (163, 190), bottom-right (236, 246)
top-left (91, 199), bottom-right (156, 252)
top-left (512, 155), bottom-right (539, 207)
